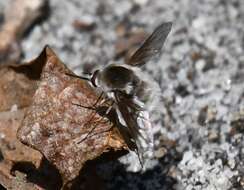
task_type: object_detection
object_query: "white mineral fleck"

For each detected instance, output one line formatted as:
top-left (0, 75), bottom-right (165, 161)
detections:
top-left (10, 104), bottom-right (18, 112)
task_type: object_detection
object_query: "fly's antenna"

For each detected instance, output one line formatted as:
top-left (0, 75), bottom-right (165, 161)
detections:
top-left (65, 72), bottom-right (91, 81)
top-left (65, 71), bottom-right (98, 87)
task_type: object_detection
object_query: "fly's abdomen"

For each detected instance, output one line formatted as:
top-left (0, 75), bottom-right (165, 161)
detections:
top-left (135, 81), bottom-right (151, 103)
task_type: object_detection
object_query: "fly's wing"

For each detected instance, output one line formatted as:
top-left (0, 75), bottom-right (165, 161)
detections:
top-left (106, 107), bottom-right (138, 152)
top-left (114, 91), bottom-right (154, 165)
top-left (127, 22), bottom-right (172, 67)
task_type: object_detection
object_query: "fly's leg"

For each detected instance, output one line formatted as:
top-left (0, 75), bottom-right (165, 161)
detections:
top-left (73, 92), bottom-right (104, 110)
top-left (75, 92), bottom-right (104, 144)
top-left (78, 100), bottom-right (115, 143)
top-left (83, 122), bottom-right (114, 141)
top-left (105, 101), bottom-right (115, 115)
top-left (93, 92), bottom-right (105, 107)
top-left (75, 92), bottom-right (115, 144)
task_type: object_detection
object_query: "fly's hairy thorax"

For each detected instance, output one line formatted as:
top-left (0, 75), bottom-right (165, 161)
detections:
top-left (97, 64), bottom-right (160, 109)
top-left (98, 64), bottom-right (140, 96)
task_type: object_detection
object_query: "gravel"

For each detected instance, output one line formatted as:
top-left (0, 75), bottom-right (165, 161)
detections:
top-left (1, 0), bottom-right (244, 189)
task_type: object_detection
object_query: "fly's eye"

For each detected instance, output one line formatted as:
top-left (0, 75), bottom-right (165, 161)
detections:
top-left (91, 70), bottom-right (99, 87)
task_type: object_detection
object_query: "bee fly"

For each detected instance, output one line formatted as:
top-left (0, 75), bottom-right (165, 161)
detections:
top-left (66, 22), bottom-right (172, 167)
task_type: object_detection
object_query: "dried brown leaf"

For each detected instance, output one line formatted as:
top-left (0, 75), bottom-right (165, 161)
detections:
top-left (0, 102), bottom-right (43, 190)
top-left (0, 52), bottom-right (46, 111)
top-left (0, 110), bottom-right (42, 165)
top-left (17, 46), bottom-right (127, 183)
top-left (0, 46), bottom-right (61, 189)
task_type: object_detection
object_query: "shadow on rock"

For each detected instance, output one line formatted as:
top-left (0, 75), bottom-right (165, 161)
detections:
top-left (95, 148), bottom-right (181, 190)
top-left (11, 158), bottom-right (62, 190)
